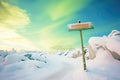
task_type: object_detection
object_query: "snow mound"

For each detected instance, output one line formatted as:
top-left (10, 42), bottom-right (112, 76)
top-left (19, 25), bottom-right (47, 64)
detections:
top-left (88, 30), bottom-right (120, 60)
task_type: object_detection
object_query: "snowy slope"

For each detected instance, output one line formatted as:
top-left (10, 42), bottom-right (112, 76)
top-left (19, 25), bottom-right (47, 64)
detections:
top-left (0, 30), bottom-right (120, 80)
top-left (0, 51), bottom-right (76, 80)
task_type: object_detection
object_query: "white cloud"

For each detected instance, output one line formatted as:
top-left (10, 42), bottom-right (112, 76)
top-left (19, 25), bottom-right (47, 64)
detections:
top-left (0, 1), bottom-right (30, 29)
top-left (0, 1), bottom-right (38, 50)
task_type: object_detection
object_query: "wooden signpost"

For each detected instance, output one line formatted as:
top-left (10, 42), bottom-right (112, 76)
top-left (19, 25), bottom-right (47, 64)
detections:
top-left (68, 20), bottom-right (94, 70)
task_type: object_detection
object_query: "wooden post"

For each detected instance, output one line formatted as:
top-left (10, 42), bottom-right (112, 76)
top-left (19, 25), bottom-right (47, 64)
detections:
top-left (68, 20), bottom-right (93, 71)
top-left (79, 30), bottom-right (87, 70)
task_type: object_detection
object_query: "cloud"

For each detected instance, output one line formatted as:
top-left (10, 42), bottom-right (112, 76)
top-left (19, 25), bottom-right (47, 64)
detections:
top-left (0, 1), bottom-right (38, 50)
top-left (0, 0), bottom-right (30, 29)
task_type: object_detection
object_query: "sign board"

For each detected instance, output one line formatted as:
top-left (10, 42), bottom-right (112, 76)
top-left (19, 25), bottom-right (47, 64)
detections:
top-left (68, 22), bottom-right (93, 31)
top-left (68, 21), bottom-right (94, 70)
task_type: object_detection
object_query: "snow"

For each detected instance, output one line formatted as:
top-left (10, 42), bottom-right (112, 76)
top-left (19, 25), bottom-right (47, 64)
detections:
top-left (73, 48), bottom-right (120, 80)
top-left (106, 38), bottom-right (120, 55)
top-left (108, 30), bottom-right (120, 41)
top-left (0, 30), bottom-right (120, 80)
top-left (88, 30), bottom-right (120, 60)
top-left (106, 30), bottom-right (120, 56)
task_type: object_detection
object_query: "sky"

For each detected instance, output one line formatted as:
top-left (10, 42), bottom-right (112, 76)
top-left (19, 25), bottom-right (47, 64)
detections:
top-left (0, 0), bottom-right (120, 52)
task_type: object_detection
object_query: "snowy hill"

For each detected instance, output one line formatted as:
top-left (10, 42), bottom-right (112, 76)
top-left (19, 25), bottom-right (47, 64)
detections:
top-left (0, 30), bottom-right (120, 80)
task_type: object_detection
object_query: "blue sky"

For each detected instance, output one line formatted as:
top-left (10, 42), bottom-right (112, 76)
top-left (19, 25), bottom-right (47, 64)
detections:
top-left (0, 0), bottom-right (120, 52)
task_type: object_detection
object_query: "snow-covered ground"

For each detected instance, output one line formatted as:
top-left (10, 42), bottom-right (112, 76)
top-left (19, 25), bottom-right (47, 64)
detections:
top-left (0, 30), bottom-right (120, 80)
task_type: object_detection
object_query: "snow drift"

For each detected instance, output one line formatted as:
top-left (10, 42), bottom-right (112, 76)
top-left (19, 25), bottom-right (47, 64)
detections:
top-left (0, 30), bottom-right (120, 80)
top-left (88, 30), bottom-right (120, 60)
